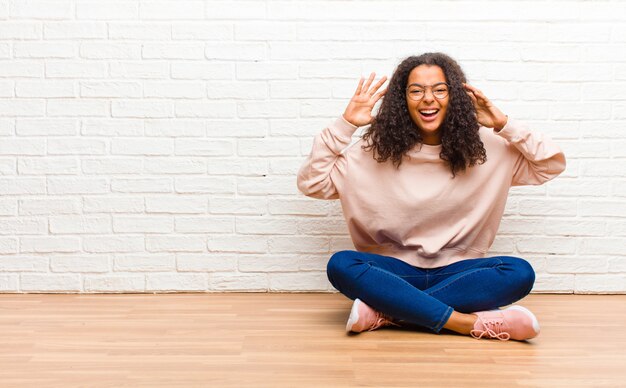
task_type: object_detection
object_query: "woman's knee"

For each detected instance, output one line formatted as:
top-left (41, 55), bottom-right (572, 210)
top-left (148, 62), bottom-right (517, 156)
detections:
top-left (502, 256), bottom-right (536, 294)
top-left (327, 250), bottom-right (357, 278)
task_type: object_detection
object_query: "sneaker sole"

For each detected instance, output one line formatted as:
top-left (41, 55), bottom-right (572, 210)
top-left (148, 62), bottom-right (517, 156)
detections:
top-left (346, 298), bottom-right (362, 333)
top-left (506, 305), bottom-right (541, 337)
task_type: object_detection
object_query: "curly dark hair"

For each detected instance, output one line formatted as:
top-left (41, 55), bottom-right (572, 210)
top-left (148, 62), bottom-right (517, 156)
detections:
top-left (362, 52), bottom-right (487, 177)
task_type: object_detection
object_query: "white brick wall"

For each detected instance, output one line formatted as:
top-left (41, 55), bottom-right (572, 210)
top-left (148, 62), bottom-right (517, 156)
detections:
top-left (0, 0), bottom-right (624, 293)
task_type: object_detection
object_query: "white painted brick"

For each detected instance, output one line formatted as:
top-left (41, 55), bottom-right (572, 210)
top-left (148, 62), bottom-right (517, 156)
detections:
top-left (209, 196), bottom-right (267, 215)
top-left (549, 64), bottom-right (613, 82)
top-left (238, 254), bottom-right (304, 272)
top-left (0, 237), bottom-right (18, 254)
top-left (270, 81), bottom-right (329, 99)
top-left (175, 177), bottom-right (235, 194)
top-left (0, 178), bottom-right (46, 195)
top-left (270, 119), bottom-right (327, 137)
top-left (614, 181), bottom-right (626, 197)
top-left (0, 138), bottom-right (46, 155)
top-left (145, 196), bottom-right (207, 214)
top-left (76, 1), bottom-right (138, 19)
top-left (299, 62), bottom-right (361, 79)
top-left (172, 22), bottom-right (232, 40)
top-left (549, 23), bottom-right (611, 43)
top-left (50, 255), bottom-right (109, 273)
top-left (533, 273), bottom-right (574, 293)
top-left (175, 139), bottom-right (234, 156)
top-left (144, 82), bottom-right (205, 99)
top-left (269, 158), bottom-right (305, 175)
top-left (145, 120), bottom-right (205, 137)
top-left (575, 275), bottom-right (626, 293)
top-left (238, 139), bottom-right (300, 157)
top-left (114, 254), bottom-right (175, 272)
top-left (171, 62), bottom-right (233, 80)
top-left (300, 99), bottom-right (347, 118)
top-left (0, 158), bottom-right (15, 175)
top-left (208, 81), bottom-right (267, 100)
top-left (0, 22), bottom-right (42, 39)
top-left (608, 257), bottom-right (626, 273)
top-left (16, 81), bottom-right (75, 98)
top-left (1, 275), bottom-right (20, 291)
top-left (269, 1), bottom-right (392, 20)
top-left (146, 235), bottom-right (206, 252)
top-left (111, 138), bottom-right (173, 156)
top-left (206, 43), bottom-right (265, 61)
top-left (210, 272), bottom-right (268, 291)
top-left (49, 216), bottom-right (111, 234)
top-left (207, 120), bottom-right (268, 137)
top-left (20, 237), bottom-right (80, 253)
top-left (83, 197), bottom-right (144, 213)
top-left (15, 118), bottom-right (78, 136)
top-left (0, 256), bottom-right (48, 271)
top-left (519, 82), bottom-right (580, 102)
top-left (236, 217), bottom-right (298, 235)
top-left (237, 100), bottom-right (299, 119)
top-left (81, 119), bottom-right (143, 137)
top-left (177, 253), bottom-right (238, 272)
top-left (142, 43), bottom-right (205, 59)
top-left (544, 219), bottom-right (606, 237)
top-left (0, 100), bottom-right (45, 117)
top-left (47, 99), bottom-right (109, 117)
top-left (109, 61), bottom-right (169, 79)
top-left (269, 271), bottom-right (328, 291)
top-left (146, 273), bottom-right (207, 291)
top-left (329, 237), bottom-right (356, 252)
top-left (551, 103), bottom-right (612, 121)
top-left (497, 218), bottom-right (544, 235)
top-left (547, 257), bottom-right (609, 274)
top-left (208, 235), bottom-right (267, 253)
top-left (144, 157), bottom-right (206, 174)
top-left (113, 216), bottom-right (174, 233)
top-left (268, 236), bottom-right (329, 254)
top-left (80, 82), bottom-right (141, 98)
top-left (206, 1), bottom-right (266, 19)
top-left (112, 100), bottom-right (174, 118)
top-left (236, 22), bottom-right (295, 41)
top-left (84, 275), bottom-right (145, 292)
top-left (237, 176), bottom-right (299, 196)
top-left (81, 158), bottom-right (143, 175)
top-left (236, 62), bottom-right (298, 80)
top-left (487, 236), bottom-right (515, 254)
top-left (547, 179), bottom-right (611, 197)
top-left (10, 0), bottom-right (73, 19)
top-left (111, 178), bottom-right (172, 193)
top-left (516, 237), bottom-right (576, 255)
top-left (0, 61), bottom-right (42, 77)
top-left (579, 200), bottom-right (626, 218)
top-left (14, 42), bottom-right (74, 59)
top-left (518, 199), bottom-right (577, 217)
top-left (296, 218), bottom-right (349, 235)
top-left (19, 198), bottom-right (80, 215)
top-left (21, 274), bottom-right (81, 292)
top-left (0, 80), bottom-right (12, 96)
top-left (0, 199), bottom-right (17, 216)
top-left (582, 160), bottom-right (626, 178)
top-left (46, 61), bottom-right (107, 78)
top-left (140, 1), bottom-right (204, 20)
top-left (174, 216), bottom-right (234, 233)
top-left (612, 141), bottom-right (626, 157)
top-left (18, 157), bottom-right (78, 175)
top-left (83, 236), bottom-right (144, 253)
top-left (176, 101), bottom-right (236, 118)
top-left (44, 22), bottom-right (107, 39)
top-left (207, 158), bottom-right (268, 176)
top-left (268, 198), bottom-right (331, 216)
top-left (0, 217), bottom-right (46, 235)
top-left (47, 177), bottom-right (108, 195)
top-left (579, 238), bottom-right (626, 255)
top-left (109, 23), bottom-right (171, 40)
top-left (0, 119), bottom-right (12, 136)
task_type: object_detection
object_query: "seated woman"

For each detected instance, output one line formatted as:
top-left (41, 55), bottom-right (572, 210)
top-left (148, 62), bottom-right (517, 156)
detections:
top-left (297, 52), bottom-right (565, 341)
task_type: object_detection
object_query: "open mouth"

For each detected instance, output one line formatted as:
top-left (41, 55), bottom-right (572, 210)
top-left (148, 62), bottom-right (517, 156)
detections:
top-left (419, 109), bottom-right (439, 120)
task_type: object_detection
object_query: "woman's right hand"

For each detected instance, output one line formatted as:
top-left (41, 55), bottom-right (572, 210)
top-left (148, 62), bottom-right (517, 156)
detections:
top-left (342, 72), bottom-right (388, 127)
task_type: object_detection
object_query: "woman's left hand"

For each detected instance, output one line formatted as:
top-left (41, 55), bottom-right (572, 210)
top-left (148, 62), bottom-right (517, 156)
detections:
top-left (463, 83), bottom-right (508, 131)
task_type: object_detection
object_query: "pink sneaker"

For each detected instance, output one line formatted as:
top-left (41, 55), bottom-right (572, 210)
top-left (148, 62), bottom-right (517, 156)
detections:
top-left (346, 298), bottom-right (401, 333)
top-left (470, 305), bottom-right (540, 341)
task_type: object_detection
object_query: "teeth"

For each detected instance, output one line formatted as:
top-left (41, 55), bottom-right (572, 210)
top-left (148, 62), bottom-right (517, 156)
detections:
top-left (420, 110), bottom-right (438, 114)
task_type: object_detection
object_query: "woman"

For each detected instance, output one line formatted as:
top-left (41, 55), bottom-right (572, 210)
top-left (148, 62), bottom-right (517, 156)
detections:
top-left (297, 52), bottom-right (565, 341)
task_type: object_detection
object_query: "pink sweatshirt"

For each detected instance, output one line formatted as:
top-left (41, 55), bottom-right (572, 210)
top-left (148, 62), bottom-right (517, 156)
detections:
top-left (297, 116), bottom-right (566, 268)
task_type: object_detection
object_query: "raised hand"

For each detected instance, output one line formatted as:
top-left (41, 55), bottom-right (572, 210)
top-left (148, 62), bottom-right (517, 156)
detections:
top-left (463, 83), bottom-right (508, 131)
top-left (343, 72), bottom-right (387, 127)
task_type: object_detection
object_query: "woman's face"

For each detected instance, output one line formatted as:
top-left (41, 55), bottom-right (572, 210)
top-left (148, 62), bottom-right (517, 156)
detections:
top-left (406, 65), bottom-right (449, 145)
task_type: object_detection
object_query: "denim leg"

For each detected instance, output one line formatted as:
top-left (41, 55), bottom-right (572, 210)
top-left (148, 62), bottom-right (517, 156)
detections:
top-left (327, 250), bottom-right (453, 333)
top-left (423, 256), bottom-right (536, 313)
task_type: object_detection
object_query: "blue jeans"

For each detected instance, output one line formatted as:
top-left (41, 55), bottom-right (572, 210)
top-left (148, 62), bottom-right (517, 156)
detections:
top-left (326, 250), bottom-right (536, 333)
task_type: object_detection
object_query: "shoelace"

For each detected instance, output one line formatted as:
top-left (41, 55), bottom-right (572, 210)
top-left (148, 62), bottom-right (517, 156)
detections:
top-left (368, 313), bottom-right (402, 331)
top-left (470, 317), bottom-right (511, 341)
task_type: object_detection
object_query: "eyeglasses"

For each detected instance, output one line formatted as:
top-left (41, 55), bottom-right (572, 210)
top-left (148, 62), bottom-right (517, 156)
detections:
top-left (406, 82), bottom-right (450, 101)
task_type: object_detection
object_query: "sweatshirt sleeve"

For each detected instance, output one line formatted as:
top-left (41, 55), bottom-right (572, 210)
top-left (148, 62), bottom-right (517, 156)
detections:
top-left (296, 116), bottom-right (358, 199)
top-left (494, 117), bottom-right (566, 186)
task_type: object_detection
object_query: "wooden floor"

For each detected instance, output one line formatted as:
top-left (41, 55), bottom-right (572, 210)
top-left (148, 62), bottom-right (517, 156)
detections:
top-left (1, 293), bottom-right (625, 387)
